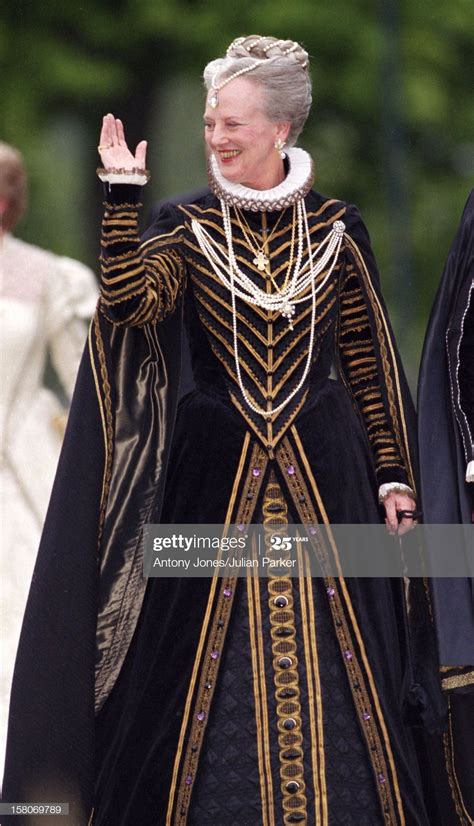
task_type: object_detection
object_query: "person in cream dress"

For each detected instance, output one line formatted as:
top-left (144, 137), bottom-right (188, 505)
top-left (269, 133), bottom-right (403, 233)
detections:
top-left (0, 141), bottom-right (97, 781)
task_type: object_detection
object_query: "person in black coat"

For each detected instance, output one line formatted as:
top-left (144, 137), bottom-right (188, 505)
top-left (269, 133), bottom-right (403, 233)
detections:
top-left (418, 189), bottom-right (474, 823)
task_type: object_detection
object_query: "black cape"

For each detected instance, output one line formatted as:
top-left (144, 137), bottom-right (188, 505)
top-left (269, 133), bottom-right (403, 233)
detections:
top-left (3, 190), bottom-right (444, 825)
top-left (417, 189), bottom-right (474, 665)
top-left (2, 296), bottom-right (185, 823)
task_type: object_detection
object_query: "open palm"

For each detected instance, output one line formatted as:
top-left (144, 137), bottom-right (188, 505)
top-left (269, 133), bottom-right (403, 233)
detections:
top-left (98, 113), bottom-right (147, 170)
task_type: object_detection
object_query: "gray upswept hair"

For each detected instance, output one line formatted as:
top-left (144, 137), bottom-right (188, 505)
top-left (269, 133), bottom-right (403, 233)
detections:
top-left (203, 35), bottom-right (312, 147)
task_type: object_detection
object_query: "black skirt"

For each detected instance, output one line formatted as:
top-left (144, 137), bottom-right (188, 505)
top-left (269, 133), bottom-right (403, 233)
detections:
top-left (94, 380), bottom-right (430, 826)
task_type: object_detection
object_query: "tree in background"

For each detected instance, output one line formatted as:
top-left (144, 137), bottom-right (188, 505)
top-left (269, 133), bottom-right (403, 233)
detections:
top-left (1, 0), bottom-right (472, 380)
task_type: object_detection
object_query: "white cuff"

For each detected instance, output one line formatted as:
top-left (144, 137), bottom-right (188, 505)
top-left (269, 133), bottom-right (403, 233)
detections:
top-left (466, 460), bottom-right (474, 483)
top-left (98, 171), bottom-right (149, 186)
top-left (378, 482), bottom-right (414, 503)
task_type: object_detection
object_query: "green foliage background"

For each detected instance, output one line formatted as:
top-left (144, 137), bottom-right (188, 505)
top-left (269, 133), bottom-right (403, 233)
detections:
top-left (1, 0), bottom-right (473, 385)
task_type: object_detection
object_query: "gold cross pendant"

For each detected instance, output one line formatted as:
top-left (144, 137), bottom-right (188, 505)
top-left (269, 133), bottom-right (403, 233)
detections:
top-left (253, 251), bottom-right (269, 272)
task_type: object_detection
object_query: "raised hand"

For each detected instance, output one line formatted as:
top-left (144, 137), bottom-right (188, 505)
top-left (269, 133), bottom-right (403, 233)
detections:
top-left (98, 113), bottom-right (147, 171)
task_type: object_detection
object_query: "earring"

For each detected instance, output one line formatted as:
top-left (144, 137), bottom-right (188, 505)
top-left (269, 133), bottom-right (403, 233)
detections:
top-left (275, 138), bottom-right (286, 159)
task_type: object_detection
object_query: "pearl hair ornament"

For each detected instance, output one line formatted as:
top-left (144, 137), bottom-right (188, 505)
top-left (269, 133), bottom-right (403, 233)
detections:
top-left (227, 35), bottom-right (308, 66)
top-left (209, 36), bottom-right (309, 108)
top-left (209, 58), bottom-right (277, 108)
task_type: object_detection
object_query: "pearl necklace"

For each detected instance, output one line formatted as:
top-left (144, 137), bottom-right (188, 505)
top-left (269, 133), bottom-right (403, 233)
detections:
top-left (191, 201), bottom-right (345, 419)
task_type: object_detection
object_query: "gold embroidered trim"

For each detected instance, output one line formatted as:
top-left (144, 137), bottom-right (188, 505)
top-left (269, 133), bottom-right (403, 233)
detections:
top-left (442, 671), bottom-right (474, 691)
top-left (180, 198), bottom-right (343, 224)
top-left (443, 696), bottom-right (473, 825)
top-left (101, 232), bottom-right (137, 246)
top-left (173, 441), bottom-right (268, 823)
top-left (88, 321), bottom-right (108, 531)
top-left (102, 222), bottom-right (137, 233)
top-left (100, 255), bottom-right (144, 275)
top-left (194, 291), bottom-right (269, 370)
top-left (272, 389), bottom-right (309, 450)
top-left (224, 431), bottom-right (252, 524)
top-left (103, 201), bottom-right (142, 210)
top-left (140, 224), bottom-right (185, 249)
top-left (263, 474), bottom-right (308, 825)
top-left (279, 430), bottom-right (405, 824)
top-left (271, 349), bottom-right (310, 397)
top-left (238, 441), bottom-right (269, 524)
top-left (248, 564), bottom-right (276, 826)
top-left (299, 551), bottom-right (328, 824)
top-left (166, 435), bottom-right (250, 823)
top-left (192, 275), bottom-right (268, 344)
top-left (100, 202), bottom-right (185, 326)
top-left (291, 426), bottom-right (406, 820)
top-left (91, 314), bottom-right (114, 545)
top-left (174, 575), bottom-right (238, 823)
top-left (272, 293), bottom-right (336, 354)
top-left (344, 235), bottom-right (416, 494)
top-left (196, 312), bottom-right (268, 395)
top-left (336, 263), bottom-right (408, 482)
top-left (229, 390), bottom-right (274, 448)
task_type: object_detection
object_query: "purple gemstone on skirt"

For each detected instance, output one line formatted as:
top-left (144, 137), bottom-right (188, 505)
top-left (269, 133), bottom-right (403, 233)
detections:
top-left (185, 775), bottom-right (193, 785)
top-left (211, 650), bottom-right (220, 660)
top-left (252, 467), bottom-right (261, 477)
top-left (286, 464), bottom-right (295, 475)
top-left (197, 711), bottom-right (206, 722)
top-left (223, 587), bottom-right (232, 598)
top-left (363, 712), bottom-right (371, 721)
top-left (237, 523), bottom-right (245, 531)
top-left (309, 527), bottom-right (317, 535)
top-left (327, 587), bottom-right (335, 598)
top-left (344, 650), bottom-right (353, 660)
top-left (378, 773), bottom-right (386, 784)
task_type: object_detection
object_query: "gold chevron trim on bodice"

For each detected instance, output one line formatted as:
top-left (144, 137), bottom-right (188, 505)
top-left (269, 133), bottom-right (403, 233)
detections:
top-left (180, 200), bottom-right (345, 451)
top-left (99, 190), bottom-right (413, 485)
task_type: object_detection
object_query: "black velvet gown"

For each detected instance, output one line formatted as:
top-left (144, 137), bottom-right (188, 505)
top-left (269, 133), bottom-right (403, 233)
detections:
top-left (3, 160), bottom-right (445, 826)
top-left (90, 178), bottom-right (432, 826)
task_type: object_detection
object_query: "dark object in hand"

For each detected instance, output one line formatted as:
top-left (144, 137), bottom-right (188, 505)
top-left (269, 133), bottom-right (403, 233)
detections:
top-left (396, 509), bottom-right (422, 522)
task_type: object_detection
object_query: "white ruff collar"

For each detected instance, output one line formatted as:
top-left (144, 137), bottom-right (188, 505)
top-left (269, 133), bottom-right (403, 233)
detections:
top-left (208, 147), bottom-right (314, 212)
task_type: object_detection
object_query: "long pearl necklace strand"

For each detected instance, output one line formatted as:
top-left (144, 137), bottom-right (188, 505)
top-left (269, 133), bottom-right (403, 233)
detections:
top-left (191, 201), bottom-right (345, 419)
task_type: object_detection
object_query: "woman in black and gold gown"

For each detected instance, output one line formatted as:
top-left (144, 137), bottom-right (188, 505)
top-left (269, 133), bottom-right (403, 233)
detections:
top-left (4, 36), bottom-right (445, 826)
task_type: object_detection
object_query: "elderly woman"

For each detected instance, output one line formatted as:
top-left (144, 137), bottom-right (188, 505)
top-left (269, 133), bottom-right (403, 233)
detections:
top-left (4, 36), bottom-right (438, 826)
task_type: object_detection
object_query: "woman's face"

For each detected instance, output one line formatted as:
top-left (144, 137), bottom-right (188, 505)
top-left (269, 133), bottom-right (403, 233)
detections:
top-left (204, 77), bottom-right (290, 191)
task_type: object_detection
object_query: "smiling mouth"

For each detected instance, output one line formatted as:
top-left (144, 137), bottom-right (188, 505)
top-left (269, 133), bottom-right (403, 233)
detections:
top-left (219, 150), bottom-right (241, 160)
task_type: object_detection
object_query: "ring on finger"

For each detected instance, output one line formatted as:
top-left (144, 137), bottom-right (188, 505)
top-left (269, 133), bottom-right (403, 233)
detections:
top-left (396, 509), bottom-right (422, 522)
top-left (98, 143), bottom-right (113, 151)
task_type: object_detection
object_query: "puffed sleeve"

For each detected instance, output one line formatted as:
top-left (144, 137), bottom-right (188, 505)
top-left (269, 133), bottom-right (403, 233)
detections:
top-left (336, 204), bottom-right (417, 493)
top-left (99, 183), bottom-right (186, 326)
top-left (44, 255), bottom-right (98, 399)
